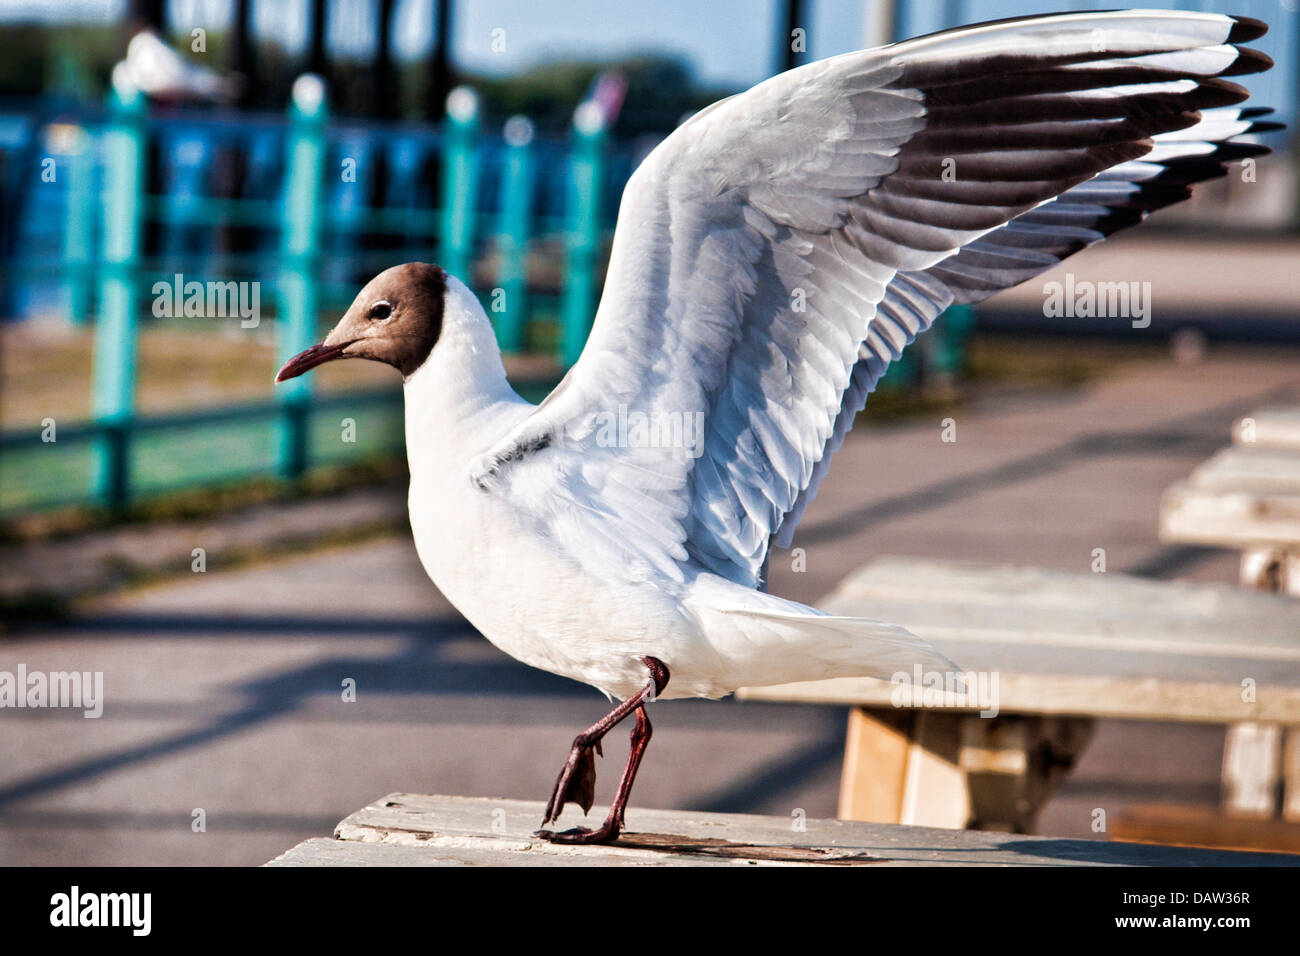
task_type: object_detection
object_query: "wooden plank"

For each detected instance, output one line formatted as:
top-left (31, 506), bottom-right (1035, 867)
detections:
top-left (737, 557), bottom-right (1300, 723)
top-left (1239, 548), bottom-right (1300, 595)
top-left (835, 557), bottom-right (1300, 633)
top-left (836, 710), bottom-right (1092, 831)
top-left (960, 715), bottom-right (1094, 833)
top-left (1161, 446), bottom-right (1300, 579)
top-left (1285, 729), bottom-right (1300, 823)
top-left (1222, 722), bottom-right (1283, 818)
top-left (838, 707), bottom-right (911, 823)
top-left (266, 793), bottom-right (1300, 866)
top-left (901, 711), bottom-right (969, 828)
top-left (1186, 446), bottom-right (1300, 494)
top-left (265, 836), bottom-right (751, 867)
top-left (1161, 481), bottom-right (1300, 551)
top-left (740, 672), bottom-right (1300, 723)
top-left (1234, 407), bottom-right (1300, 450)
top-left (1112, 804), bottom-right (1300, 855)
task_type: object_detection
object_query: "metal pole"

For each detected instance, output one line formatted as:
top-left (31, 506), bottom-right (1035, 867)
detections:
top-left (863, 0), bottom-right (896, 48)
top-left (307, 0), bottom-right (329, 85)
top-left (778, 0), bottom-right (806, 74)
top-left (495, 115), bottom-right (534, 354)
top-left (560, 102), bottom-right (606, 368)
top-left (62, 125), bottom-right (95, 325)
top-left (276, 74), bottom-right (328, 481)
top-left (374, 0), bottom-right (398, 120)
top-left (230, 0), bottom-right (257, 109)
top-left (439, 86), bottom-right (479, 286)
top-left (930, 303), bottom-right (975, 380)
top-left (128, 0), bottom-right (165, 31)
top-left (428, 0), bottom-right (454, 121)
top-left (91, 79), bottom-right (146, 510)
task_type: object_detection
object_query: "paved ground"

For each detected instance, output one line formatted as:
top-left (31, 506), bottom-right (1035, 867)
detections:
top-left (988, 234), bottom-right (1300, 321)
top-left (3, 341), bottom-right (1299, 865)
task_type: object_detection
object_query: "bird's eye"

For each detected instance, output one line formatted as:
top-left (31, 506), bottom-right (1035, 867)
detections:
top-left (367, 301), bottom-right (393, 320)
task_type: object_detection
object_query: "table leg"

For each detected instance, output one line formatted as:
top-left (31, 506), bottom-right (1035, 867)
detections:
top-left (1221, 721), bottom-right (1282, 818)
top-left (1239, 548), bottom-right (1300, 596)
top-left (1284, 728), bottom-right (1300, 823)
top-left (838, 707), bottom-right (1093, 832)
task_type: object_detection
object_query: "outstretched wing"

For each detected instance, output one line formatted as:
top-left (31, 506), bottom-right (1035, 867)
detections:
top-left (471, 9), bottom-right (1275, 592)
top-left (772, 102), bottom-right (1278, 549)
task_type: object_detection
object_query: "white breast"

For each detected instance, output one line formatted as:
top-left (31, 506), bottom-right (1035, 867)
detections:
top-left (399, 304), bottom-right (696, 700)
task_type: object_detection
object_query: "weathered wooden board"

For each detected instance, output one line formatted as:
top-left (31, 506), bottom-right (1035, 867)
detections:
top-left (1188, 446), bottom-right (1300, 494)
top-left (1235, 407), bottom-right (1300, 450)
top-left (266, 793), bottom-right (1299, 867)
top-left (266, 836), bottom-right (741, 867)
top-left (1161, 445), bottom-right (1300, 551)
top-left (737, 557), bottom-right (1300, 723)
top-left (1113, 804), bottom-right (1300, 855)
top-left (1161, 481), bottom-right (1300, 550)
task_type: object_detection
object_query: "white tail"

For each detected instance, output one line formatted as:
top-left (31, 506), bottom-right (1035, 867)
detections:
top-left (685, 577), bottom-right (961, 693)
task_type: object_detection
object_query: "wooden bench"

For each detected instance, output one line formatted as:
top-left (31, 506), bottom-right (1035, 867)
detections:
top-left (1161, 406), bottom-right (1300, 595)
top-left (735, 557), bottom-right (1300, 841)
top-left (1157, 405), bottom-right (1300, 832)
top-left (267, 792), bottom-right (1298, 866)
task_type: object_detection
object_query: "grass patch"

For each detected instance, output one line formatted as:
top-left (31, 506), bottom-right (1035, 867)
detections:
top-left (0, 457), bottom-right (407, 544)
top-left (963, 333), bottom-right (1150, 389)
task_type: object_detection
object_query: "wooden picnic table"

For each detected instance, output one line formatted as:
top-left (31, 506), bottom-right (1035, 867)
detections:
top-left (1161, 405), bottom-right (1300, 595)
top-left (1156, 405), bottom-right (1300, 832)
top-left (267, 793), bottom-right (1297, 866)
top-left (736, 556), bottom-right (1300, 840)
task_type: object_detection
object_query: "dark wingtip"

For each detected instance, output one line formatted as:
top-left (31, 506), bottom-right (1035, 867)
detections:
top-left (1227, 16), bottom-right (1268, 43)
top-left (1148, 159), bottom-right (1229, 188)
top-left (1213, 141), bottom-right (1272, 161)
top-left (1221, 46), bottom-right (1274, 77)
top-left (1245, 120), bottom-right (1286, 135)
top-left (1197, 77), bottom-right (1251, 108)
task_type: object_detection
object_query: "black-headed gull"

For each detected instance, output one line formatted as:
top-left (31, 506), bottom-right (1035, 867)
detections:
top-left (113, 29), bottom-right (241, 103)
top-left (278, 10), bottom-right (1276, 844)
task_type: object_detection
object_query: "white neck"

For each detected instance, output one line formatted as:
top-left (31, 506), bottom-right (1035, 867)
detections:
top-left (402, 276), bottom-right (531, 468)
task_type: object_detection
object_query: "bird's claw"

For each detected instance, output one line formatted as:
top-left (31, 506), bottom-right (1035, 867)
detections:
top-left (541, 742), bottom-right (599, 826)
top-left (533, 823), bottom-right (620, 846)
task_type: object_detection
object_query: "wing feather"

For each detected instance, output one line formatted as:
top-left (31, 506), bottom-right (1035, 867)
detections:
top-left (468, 9), bottom-right (1276, 591)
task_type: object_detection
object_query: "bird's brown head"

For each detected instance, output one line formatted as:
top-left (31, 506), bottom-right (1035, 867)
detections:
top-left (275, 263), bottom-right (446, 383)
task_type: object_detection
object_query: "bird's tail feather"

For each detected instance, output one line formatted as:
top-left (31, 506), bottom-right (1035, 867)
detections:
top-left (685, 578), bottom-right (961, 692)
top-left (721, 606), bottom-right (961, 688)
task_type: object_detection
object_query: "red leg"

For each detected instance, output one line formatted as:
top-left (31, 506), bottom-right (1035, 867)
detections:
top-left (612, 705), bottom-right (653, 830)
top-left (537, 657), bottom-right (668, 845)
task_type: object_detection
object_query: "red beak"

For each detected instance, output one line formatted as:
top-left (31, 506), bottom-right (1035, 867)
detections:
top-left (275, 342), bottom-right (351, 383)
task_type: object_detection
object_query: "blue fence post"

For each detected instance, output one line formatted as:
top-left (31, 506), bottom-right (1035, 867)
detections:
top-left (276, 74), bottom-right (328, 482)
top-left (560, 102), bottom-right (607, 368)
top-left (495, 115), bottom-right (534, 354)
top-left (930, 303), bottom-right (976, 379)
top-left (90, 78), bottom-right (145, 510)
top-left (439, 86), bottom-right (480, 286)
top-left (62, 124), bottom-right (96, 325)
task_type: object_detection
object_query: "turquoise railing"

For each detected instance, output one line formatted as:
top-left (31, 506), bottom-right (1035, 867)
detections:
top-left (0, 75), bottom-right (971, 518)
top-left (0, 76), bottom-right (615, 515)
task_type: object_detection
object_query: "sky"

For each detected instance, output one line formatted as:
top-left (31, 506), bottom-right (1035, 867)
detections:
top-left (0, 0), bottom-right (885, 88)
top-left (0, 0), bottom-right (1294, 111)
